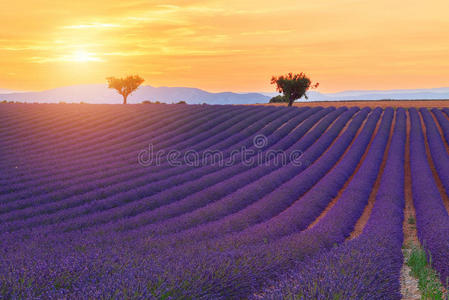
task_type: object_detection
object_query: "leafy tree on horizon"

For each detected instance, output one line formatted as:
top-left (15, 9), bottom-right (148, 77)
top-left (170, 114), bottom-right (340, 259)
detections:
top-left (106, 75), bottom-right (144, 104)
top-left (270, 72), bottom-right (319, 106)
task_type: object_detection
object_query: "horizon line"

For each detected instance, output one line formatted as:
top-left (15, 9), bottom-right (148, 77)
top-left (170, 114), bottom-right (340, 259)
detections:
top-left (2, 84), bottom-right (449, 96)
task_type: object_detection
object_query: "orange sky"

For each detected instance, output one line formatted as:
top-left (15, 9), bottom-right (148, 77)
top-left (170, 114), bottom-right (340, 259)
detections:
top-left (1, 0), bottom-right (449, 93)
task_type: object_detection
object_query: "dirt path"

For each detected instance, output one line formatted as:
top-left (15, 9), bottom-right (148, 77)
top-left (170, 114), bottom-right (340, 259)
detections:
top-left (307, 109), bottom-right (383, 230)
top-left (428, 110), bottom-right (449, 214)
top-left (401, 111), bottom-right (421, 300)
top-left (419, 111), bottom-right (449, 214)
top-left (348, 109), bottom-right (395, 240)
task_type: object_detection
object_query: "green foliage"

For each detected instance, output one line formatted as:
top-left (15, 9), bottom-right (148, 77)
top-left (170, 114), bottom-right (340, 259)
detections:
top-left (106, 75), bottom-right (144, 104)
top-left (141, 100), bottom-right (165, 104)
top-left (270, 72), bottom-right (319, 106)
top-left (176, 100), bottom-right (187, 104)
top-left (269, 95), bottom-right (288, 103)
top-left (406, 245), bottom-right (446, 299)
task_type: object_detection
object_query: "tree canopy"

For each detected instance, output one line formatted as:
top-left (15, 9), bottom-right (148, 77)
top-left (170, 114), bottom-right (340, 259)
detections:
top-left (106, 75), bottom-right (144, 104)
top-left (270, 72), bottom-right (319, 106)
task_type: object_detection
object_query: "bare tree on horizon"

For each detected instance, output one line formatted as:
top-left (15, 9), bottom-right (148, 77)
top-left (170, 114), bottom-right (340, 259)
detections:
top-left (106, 75), bottom-right (144, 104)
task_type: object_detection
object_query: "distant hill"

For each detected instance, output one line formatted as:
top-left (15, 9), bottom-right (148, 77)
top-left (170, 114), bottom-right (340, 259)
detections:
top-left (0, 84), bottom-right (269, 105)
top-left (0, 88), bottom-right (26, 94)
top-left (1, 84), bottom-right (449, 104)
top-left (310, 87), bottom-right (449, 101)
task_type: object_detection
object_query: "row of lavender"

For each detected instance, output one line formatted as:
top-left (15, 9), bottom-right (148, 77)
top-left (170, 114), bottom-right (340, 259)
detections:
top-left (256, 107), bottom-right (449, 299)
top-left (256, 108), bottom-right (406, 299)
top-left (1, 104), bottom-right (449, 298)
top-left (1, 103), bottom-right (354, 298)
top-left (0, 106), bottom-right (286, 204)
top-left (1, 104), bottom-right (294, 213)
top-left (1, 105), bottom-right (274, 196)
top-left (0, 107), bottom-right (340, 233)
top-left (411, 108), bottom-right (449, 285)
top-left (0, 104), bottom-right (376, 298)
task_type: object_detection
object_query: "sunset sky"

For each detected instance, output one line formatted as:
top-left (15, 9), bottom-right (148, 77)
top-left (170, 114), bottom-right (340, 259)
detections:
top-left (1, 0), bottom-right (449, 93)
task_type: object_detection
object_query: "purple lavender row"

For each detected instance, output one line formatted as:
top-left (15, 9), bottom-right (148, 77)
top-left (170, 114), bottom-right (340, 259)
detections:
top-left (410, 107), bottom-right (449, 284)
top-left (3, 105), bottom-right (273, 191)
top-left (89, 107), bottom-right (356, 234)
top-left (0, 106), bottom-right (294, 217)
top-left (117, 107), bottom-right (369, 242)
top-left (443, 107), bottom-right (449, 119)
top-left (0, 105), bottom-right (119, 146)
top-left (0, 103), bottom-right (207, 167)
top-left (0, 105), bottom-right (186, 187)
top-left (0, 107), bottom-right (350, 298)
top-left (0, 103), bottom-right (125, 143)
top-left (0, 229), bottom-right (165, 298)
top-left (0, 102), bottom-right (170, 150)
top-left (1, 104), bottom-right (216, 159)
top-left (0, 108), bottom-right (321, 230)
top-left (421, 108), bottom-right (449, 198)
top-left (135, 107), bottom-right (392, 298)
top-left (0, 104), bottom-right (216, 184)
top-left (0, 106), bottom-right (267, 200)
top-left (0, 104), bottom-right (248, 187)
top-left (0, 106), bottom-right (269, 196)
top-left (0, 106), bottom-right (389, 298)
top-left (56, 108), bottom-right (347, 234)
top-left (0, 104), bottom-right (198, 188)
top-left (0, 104), bottom-right (248, 203)
top-left (0, 104), bottom-right (52, 135)
top-left (9, 107), bottom-right (335, 233)
top-left (0, 104), bottom-right (243, 184)
top-left (0, 106), bottom-right (282, 216)
top-left (0, 102), bottom-right (154, 140)
top-left (172, 107), bottom-right (380, 249)
top-left (430, 108), bottom-right (449, 195)
top-left (432, 108), bottom-right (449, 146)
top-left (255, 107), bottom-right (405, 299)
top-left (0, 106), bottom-right (268, 203)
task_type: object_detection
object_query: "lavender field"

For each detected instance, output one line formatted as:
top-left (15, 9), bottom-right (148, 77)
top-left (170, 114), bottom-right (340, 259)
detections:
top-left (1, 103), bottom-right (449, 299)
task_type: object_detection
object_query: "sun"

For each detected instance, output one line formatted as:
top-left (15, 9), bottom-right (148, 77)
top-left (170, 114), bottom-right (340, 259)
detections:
top-left (73, 50), bottom-right (90, 62)
top-left (71, 50), bottom-right (102, 62)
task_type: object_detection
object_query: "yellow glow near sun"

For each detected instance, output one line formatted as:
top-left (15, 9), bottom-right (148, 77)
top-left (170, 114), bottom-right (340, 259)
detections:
top-left (2, 0), bottom-right (449, 92)
top-left (71, 50), bottom-right (102, 62)
top-left (28, 50), bottom-right (104, 64)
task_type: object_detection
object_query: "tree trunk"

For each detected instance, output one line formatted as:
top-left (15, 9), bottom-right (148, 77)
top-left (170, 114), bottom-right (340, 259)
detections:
top-left (288, 95), bottom-right (294, 107)
top-left (123, 95), bottom-right (127, 104)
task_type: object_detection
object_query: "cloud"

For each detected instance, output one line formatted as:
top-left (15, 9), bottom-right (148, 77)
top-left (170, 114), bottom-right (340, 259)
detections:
top-left (30, 52), bottom-right (104, 63)
top-left (62, 23), bottom-right (122, 29)
top-left (240, 30), bottom-right (295, 36)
